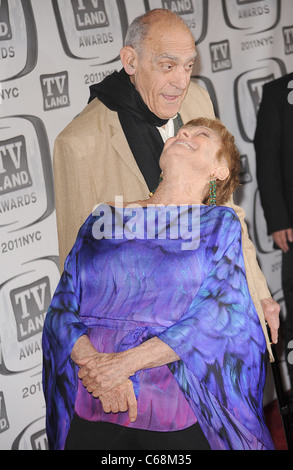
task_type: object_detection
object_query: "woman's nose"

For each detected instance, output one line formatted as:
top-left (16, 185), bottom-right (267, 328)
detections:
top-left (177, 128), bottom-right (191, 139)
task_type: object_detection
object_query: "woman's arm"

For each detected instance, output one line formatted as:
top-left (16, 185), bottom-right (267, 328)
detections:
top-left (71, 334), bottom-right (99, 362)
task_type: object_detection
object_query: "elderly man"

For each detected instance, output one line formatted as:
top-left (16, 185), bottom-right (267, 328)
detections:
top-left (53, 9), bottom-right (278, 363)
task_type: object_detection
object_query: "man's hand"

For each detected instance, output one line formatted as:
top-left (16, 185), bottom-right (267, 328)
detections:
top-left (272, 228), bottom-right (293, 253)
top-left (261, 297), bottom-right (280, 344)
top-left (99, 379), bottom-right (137, 422)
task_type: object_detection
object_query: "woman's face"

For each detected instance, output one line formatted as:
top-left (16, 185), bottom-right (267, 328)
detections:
top-left (161, 125), bottom-right (222, 176)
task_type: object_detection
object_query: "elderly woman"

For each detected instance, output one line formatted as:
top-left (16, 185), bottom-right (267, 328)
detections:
top-left (42, 118), bottom-right (275, 451)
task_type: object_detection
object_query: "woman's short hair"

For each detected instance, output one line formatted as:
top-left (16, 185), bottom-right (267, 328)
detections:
top-left (183, 118), bottom-right (241, 205)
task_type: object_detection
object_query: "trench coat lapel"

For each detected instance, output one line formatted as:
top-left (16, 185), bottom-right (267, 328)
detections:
top-left (107, 108), bottom-right (147, 185)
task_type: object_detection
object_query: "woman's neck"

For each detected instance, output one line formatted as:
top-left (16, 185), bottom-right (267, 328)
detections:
top-left (146, 174), bottom-right (205, 206)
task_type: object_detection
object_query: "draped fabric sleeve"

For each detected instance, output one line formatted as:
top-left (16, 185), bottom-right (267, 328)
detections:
top-left (42, 224), bottom-right (88, 450)
top-left (158, 208), bottom-right (274, 450)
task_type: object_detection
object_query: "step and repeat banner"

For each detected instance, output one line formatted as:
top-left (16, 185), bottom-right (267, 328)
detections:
top-left (0, 0), bottom-right (293, 450)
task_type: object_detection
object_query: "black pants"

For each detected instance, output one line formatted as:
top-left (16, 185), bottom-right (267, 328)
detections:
top-left (65, 414), bottom-right (211, 450)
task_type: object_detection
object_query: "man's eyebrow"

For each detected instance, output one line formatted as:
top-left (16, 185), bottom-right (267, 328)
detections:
top-left (157, 52), bottom-right (197, 63)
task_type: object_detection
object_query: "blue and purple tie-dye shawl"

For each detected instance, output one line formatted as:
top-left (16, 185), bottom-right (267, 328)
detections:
top-left (42, 205), bottom-right (274, 450)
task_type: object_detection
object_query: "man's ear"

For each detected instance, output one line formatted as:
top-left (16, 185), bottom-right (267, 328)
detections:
top-left (120, 46), bottom-right (137, 76)
top-left (214, 166), bottom-right (229, 181)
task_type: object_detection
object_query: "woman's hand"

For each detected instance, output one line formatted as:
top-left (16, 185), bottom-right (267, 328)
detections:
top-left (76, 337), bottom-right (180, 397)
top-left (99, 379), bottom-right (137, 422)
top-left (71, 337), bottom-right (137, 421)
top-left (76, 351), bottom-right (134, 396)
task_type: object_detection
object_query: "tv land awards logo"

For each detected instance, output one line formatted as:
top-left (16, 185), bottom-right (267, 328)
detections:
top-left (160, 0), bottom-right (194, 14)
top-left (11, 417), bottom-right (47, 450)
top-left (0, 135), bottom-right (32, 196)
top-left (52, 0), bottom-right (128, 61)
top-left (246, 73), bottom-right (274, 115)
top-left (283, 25), bottom-right (293, 55)
top-left (72, 0), bottom-right (110, 30)
top-left (192, 76), bottom-right (220, 118)
top-left (209, 40), bottom-right (232, 73)
top-left (0, 0), bottom-right (12, 40)
top-left (145, 0), bottom-right (208, 43)
top-left (53, 0), bottom-right (208, 59)
top-left (0, 115), bottom-right (54, 230)
top-left (222, 0), bottom-right (281, 33)
top-left (0, 259), bottom-right (60, 374)
top-left (239, 155), bottom-right (252, 185)
top-left (234, 57), bottom-right (286, 142)
top-left (40, 71), bottom-right (70, 111)
top-left (288, 79), bottom-right (293, 105)
top-left (0, 0), bottom-right (37, 82)
top-left (10, 277), bottom-right (51, 342)
top-left (0, 391), bottom-right (10, 434)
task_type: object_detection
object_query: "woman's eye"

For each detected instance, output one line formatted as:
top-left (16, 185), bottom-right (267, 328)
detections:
top-left (198, 132), bottom-right (209, 137)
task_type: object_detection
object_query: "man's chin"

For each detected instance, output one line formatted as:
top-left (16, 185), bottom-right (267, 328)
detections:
top-left (158, 104), bottom-right (183, 120)
top-left (159, 97), bottom-right (185, 118)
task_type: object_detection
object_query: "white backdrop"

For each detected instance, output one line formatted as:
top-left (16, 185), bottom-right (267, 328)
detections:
top-left (0, 0), bottom-right (293, 450)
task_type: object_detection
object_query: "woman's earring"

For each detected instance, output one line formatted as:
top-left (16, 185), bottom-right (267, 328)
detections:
top-left (209, 175), bottom-right (217, 206)
top-left (149, 172), bottom-right (163, 197)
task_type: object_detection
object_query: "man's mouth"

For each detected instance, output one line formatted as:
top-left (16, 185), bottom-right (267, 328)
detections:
top-left (161, 93), bottom-right (182, 102)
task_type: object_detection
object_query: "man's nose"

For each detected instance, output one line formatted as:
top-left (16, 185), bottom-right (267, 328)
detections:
top-left (170, 67), bottom-right (190, 90)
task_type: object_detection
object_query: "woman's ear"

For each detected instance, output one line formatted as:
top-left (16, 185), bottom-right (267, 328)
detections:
top-left (120, 46), bottom-right (137, 76)
top-left (214, 166), bottom-right (229, 181)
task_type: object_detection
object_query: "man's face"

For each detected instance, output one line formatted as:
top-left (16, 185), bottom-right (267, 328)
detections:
top-left (131, 23), bottom-right (197, 119)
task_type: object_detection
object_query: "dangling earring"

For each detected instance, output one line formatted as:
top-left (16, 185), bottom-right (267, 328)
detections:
top-left (149, 172), bottom-right (163, 197)
top-left (209, 175), bottom-right (217, 206)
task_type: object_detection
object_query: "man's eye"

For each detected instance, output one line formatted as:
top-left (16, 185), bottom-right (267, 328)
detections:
top-left (163, 64), bottom-right (173, 70)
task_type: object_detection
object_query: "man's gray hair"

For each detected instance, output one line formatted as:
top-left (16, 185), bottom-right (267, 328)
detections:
top-left (124, 14), bottom-right (149, 55)
top-left (124, 9), bottom-right (189, 56)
